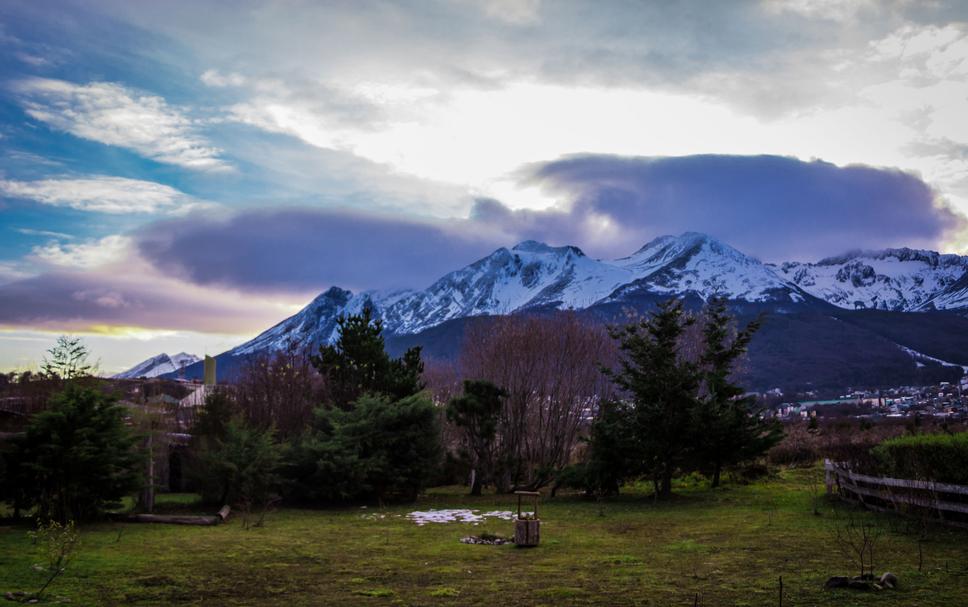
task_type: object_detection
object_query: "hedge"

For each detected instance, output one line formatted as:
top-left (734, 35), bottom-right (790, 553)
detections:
top-left (871, 432), bottom-right (968, 485)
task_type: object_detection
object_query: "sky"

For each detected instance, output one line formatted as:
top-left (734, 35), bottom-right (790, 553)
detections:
top-left (2, 0), bottom-right (968, 373)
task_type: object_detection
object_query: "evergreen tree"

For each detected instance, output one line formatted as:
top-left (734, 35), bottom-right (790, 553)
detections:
top-left (693, 298), bottom-right (782, 487)
top-left (605, 299), bottom-right (700, 498)
top-left (446, 380), bottom-right (507, 495)
top-left (287, 393), bottom-right (442, 503)
top-left (311, 306), bottom-right (424, 409)
top-left (13, 385), bottom-right (140, 521)
top-left (191, 389), bottom-right (237, 446)
top-left (189, 417), bottom-right (282, 508)
top-left (580, 399), bottom-right (635, 497)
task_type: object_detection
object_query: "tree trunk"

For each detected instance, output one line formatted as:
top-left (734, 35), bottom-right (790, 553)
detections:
top-left (660, 471), bottom-right (672, 498)
top-left (469, 469), bottom-right (482, 496)
top-left (711, 464), bottom-right (722, 488)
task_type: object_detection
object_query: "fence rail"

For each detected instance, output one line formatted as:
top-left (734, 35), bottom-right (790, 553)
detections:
top-left (824, 459), bottom-right (968, 526)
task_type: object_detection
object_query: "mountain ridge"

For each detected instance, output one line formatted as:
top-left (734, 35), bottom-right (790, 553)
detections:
top-left (114, 352), bottom-right (200, 379)
top-left (165, 232), bottom-right (968, 391)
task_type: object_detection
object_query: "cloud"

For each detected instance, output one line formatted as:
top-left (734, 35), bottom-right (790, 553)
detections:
top-left (765, 0), bottom-right (877, 21)
top-left (130, 154), bottom-right (967, 296)
top-left (519, 154), bottom-right (966, 261)
top-left (30, 235), bottom-right (133, 269)
top-left (478, 0), bottom-right (542, 25)
top-left (136, 207), bottom-right (504, 294)
top-left (200, 69), bottom-right (247, 88)
top-left (16, 228), bottom-right (74, 239)
top-left (14, 78), bottom-right (228, 170)
top-left (0, 263), bottom-right (291, 335)
top-left (0, 175), bottom-right (206, 214)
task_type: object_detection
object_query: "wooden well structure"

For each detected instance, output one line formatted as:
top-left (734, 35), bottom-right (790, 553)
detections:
top-left (513, 491), bottom-right (541, 547)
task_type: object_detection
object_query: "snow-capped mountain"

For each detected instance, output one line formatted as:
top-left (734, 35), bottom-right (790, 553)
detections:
top-left (171, 231), bottom-right (968, 391)
top-left (609, 232), bottom-right (807, 304)
top-left (380, 240), bottom-right (638, 334)
top-left (231, 287), bottom-right (413, 355)
top-left (114, 352), bottom-right (200, 379)
top-left (919, 271), bottom-right (968, 311)
top-left (773, 248), bottom-right (968, 311)
top-left (228, 232), bottom-right (816, 358)
top-left (222, 233), bottom-right (968, 362)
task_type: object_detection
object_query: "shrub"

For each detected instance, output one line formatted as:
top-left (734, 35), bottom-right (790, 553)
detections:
top-left (872, 431), bottom-right (968, 485)
top-left (286, 393), bottom-right (442, 503)
top-left (189, 418), bottom-right (282, 508)
top-left (11, 385), bottom-right (140, 522)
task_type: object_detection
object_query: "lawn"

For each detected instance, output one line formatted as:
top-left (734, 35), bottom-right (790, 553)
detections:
top-left (1, 468), bottom-right (966, 606)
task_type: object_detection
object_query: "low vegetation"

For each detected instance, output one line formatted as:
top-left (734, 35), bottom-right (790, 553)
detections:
top-left (872, 431), bottom-right (968, 485)
top-left (1, 469), bottom-right (966, 606)
top-left (2, 302), bottom-right (968, 605)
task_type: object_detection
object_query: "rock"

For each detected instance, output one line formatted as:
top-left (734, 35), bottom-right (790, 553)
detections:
top-left (880, 572), bottom-right (898, 589)
top-left (824, 576), bottom-right (849, 589)
top-left (459, 534), bottom-right (512, 545)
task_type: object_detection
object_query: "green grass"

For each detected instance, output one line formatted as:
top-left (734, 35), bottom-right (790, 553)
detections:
top-left (1, 468), bottom-right (967, 605)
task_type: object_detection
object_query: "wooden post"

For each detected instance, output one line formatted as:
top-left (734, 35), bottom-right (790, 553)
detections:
top-left (514, 491), bottom-right (541, 547)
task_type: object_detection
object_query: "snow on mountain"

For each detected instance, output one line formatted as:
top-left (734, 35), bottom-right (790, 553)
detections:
top-left (221, 234), bottom-right (968, 361)
top-left (898, 344), bottom-right (968, 372)
top-left (381, 241), bottom-right (637, 334)
top-left (610, 232), bottom-right (806, 303)
top-left (918, 270), bottom-right (968, 311)
top-left (230, 286), bottom-right (413, 356)
top-left (231, 233), bottom-right (815, 357)
top-left (114, 352), bottom-right (201, 379)
top-left (773, 248), bottom-right (968, 311)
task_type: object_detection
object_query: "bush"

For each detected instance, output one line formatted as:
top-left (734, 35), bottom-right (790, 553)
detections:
top-left (189, 418), bottom-right (282, 508)
top-left (10, 385), bottom-right (140, 521)
top-left (286, 393), bottom-right (442, 503)
top-left (872, 431), bottom-right (968, 485)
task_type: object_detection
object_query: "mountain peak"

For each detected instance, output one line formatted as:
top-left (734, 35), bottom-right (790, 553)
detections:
top-left (628, 232), bottom-right (719, 256)
top-left (678, 231), bottom-right (714, 243)
top-left (511, 240), bottom-right (585, 257)
top-left (307, 286), bottom-right (354, 307)
top-left (113, 352), bottom-right (200, 379)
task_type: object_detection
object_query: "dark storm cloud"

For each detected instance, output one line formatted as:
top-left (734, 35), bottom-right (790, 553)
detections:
top-left (131, 155), bottom-right (966, 296)
top-left (136, 207), bottom-right (502, 293)
top-left (520, 154), bottom-right (965, 261)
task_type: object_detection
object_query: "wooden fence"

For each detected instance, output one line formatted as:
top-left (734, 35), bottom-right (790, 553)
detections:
top-left (824, 459), bottom-right (968, 526)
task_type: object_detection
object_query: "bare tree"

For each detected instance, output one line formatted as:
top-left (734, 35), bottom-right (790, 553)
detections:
top-left (236, 339), bottom-right (321, 439)
top-left (42, 335), bottom-right (96, 381)
top-left (832, 510), bottom-right (883, 579)
top-left (460, 313), bottom-right (616, 491)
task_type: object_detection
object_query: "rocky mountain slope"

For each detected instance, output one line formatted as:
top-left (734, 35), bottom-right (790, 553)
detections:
top-left (171, 233), bottom-right (968, 390)
top-left (772, 248), bottom-right (968, 311)
top-left (227, 232), bottom-right (818, 357)
top-left (114, 352), bottom-right (200, 379)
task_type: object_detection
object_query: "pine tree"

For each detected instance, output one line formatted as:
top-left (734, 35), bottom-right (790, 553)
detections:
top-left (288, 393), bottom-right (442, 503)
top-left (605, 299), bottom-right (700, 498)
top-left (446, 380), bottom-right (507, 495)
top-left (310, 306), bottom-right (423, 409)
top-left (13, 385), bottom-right (140, 521)
top-left (693, 298), bottom-right (782, 487)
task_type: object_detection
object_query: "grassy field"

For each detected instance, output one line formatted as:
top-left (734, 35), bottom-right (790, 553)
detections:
top-left (1, 468), bottom-right (967, 606)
